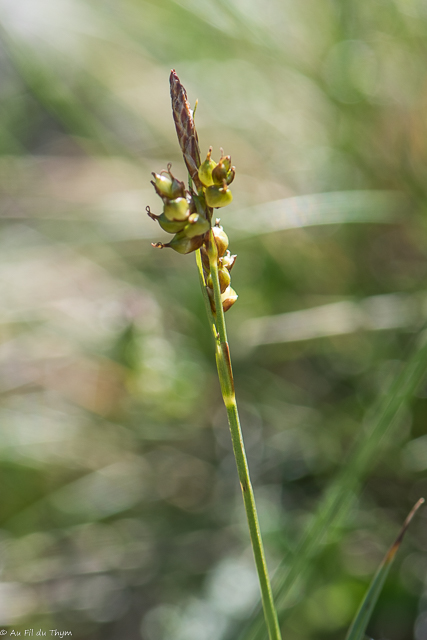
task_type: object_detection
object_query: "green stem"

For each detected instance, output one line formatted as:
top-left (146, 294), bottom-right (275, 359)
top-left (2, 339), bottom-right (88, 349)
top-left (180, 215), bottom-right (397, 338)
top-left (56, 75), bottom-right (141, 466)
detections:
top-left (195, 249), bottom-right (217, 341)
top-left (200, 229), bottom-right (282, 640)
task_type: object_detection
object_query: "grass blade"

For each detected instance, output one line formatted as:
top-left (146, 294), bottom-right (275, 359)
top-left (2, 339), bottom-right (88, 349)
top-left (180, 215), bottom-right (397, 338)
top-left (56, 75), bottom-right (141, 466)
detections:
top-left (345, 498), bottom-right (425, 640)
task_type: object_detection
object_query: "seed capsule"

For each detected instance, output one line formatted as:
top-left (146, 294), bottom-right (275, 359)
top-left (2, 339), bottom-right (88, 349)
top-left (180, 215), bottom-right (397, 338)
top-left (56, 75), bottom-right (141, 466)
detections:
top-left (157, 213), bottom-right (187, 234)
top-left (225, 166), bottom-right (235, 186)
top-left (183, 213), bottom-right (210, 238)
top-left (212, 225), bottom-right (229, 257)
top-left (221, 286), bottom-right (238, 312)
top-left (163, 197), bottom-right (190, 221)
top-left (165, 229), bottom-right (205, 254)
top-left (212, 155), bottom-right (231, 185)
top-left (151, 167), bottom-right (185, 199)
top-left (218, 267), bottom-right (231, 293)
top-left (206, 268), bottom-right (230, 293)
top-left (206, 285), bottom-right (238, 313)
top-left (198, 147), bottom-right (217, 187)
top-left (205, 183), bottom-right (233, 209)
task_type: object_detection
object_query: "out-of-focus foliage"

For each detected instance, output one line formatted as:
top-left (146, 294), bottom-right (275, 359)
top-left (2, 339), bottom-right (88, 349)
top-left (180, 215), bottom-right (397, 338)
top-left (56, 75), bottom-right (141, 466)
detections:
top-left (345, 499), bottom-right (425, 640)
top-left (1, 1), bottom-right (427, 639)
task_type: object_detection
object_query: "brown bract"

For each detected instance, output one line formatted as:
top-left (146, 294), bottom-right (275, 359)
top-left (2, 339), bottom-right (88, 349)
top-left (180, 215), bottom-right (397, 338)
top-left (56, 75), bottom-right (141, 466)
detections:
top-left (170, 70), bottom-right (202, 189)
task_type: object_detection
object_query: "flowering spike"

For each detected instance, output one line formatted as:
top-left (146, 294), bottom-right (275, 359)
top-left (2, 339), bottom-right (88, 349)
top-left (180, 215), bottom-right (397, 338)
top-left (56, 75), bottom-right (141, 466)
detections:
top-left (148, 73), bottom-right (237, 308)
top-left (170, 70), bottom-right (202, 188)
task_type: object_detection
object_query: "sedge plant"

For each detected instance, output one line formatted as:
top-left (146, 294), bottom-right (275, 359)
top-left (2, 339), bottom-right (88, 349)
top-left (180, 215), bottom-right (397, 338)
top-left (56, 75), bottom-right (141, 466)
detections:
top-left (147, 70), bottom-right (281, 640)
top-left (147, 71), bottom-right (425, 640)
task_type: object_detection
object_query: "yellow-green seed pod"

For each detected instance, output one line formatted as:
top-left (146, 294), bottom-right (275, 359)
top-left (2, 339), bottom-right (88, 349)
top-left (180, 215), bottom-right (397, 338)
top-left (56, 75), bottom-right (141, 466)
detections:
top-left (225, 166), bottom-right (235, 186)
top-left (218, 267), bottom-right (231, 293)
top-left (164, 197), bottom-right (190, 221)
top-left (212, 225), bottom-right (229, 257)
top-left (198, 147), bottom-right (217, 187)
top-left (205, 184), bottom-right (233, 209)
top-left (151, 169), bottom-right (185, 200)
top-left (183, 213), bottom-right (210, 239)
top-left (206, 268), bottom-right (230, 293)
top-left (165, 230), bottom-right (205, 254)
top-left (221, 286), bottom-right (238, 312)
top-left (212, 155), bottom-right (231, 185)
top-left (157, 213), bottom-right (187, 234)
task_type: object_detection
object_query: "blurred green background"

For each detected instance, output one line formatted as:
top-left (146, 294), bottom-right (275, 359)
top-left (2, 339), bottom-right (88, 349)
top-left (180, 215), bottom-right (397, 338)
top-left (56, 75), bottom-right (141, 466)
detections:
top-left (1, 1), bottom-right (427, 639)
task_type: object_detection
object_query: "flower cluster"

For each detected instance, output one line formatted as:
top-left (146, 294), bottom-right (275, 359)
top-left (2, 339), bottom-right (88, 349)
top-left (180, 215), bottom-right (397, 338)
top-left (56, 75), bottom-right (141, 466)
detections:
top-left (198, 147), bottom-right (235, 207)
top-left (147, 164), bottom-right (210, 254)
top-left (201, 222), bottom-right (238, 313)
top-left (148, 69), bottom-right (238, 315)
top-left (147, 146), bottom-right (238, 312)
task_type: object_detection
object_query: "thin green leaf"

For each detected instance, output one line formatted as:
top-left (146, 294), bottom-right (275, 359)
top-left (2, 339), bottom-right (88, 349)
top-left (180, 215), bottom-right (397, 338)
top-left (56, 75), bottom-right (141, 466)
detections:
top-left (345, 498), bottom-right (424, 640)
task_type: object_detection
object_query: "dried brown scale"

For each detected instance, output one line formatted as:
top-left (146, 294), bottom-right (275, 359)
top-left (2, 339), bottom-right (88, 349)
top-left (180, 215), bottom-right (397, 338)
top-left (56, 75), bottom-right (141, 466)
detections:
top-left (170, 70), bottom-right (202, 189)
